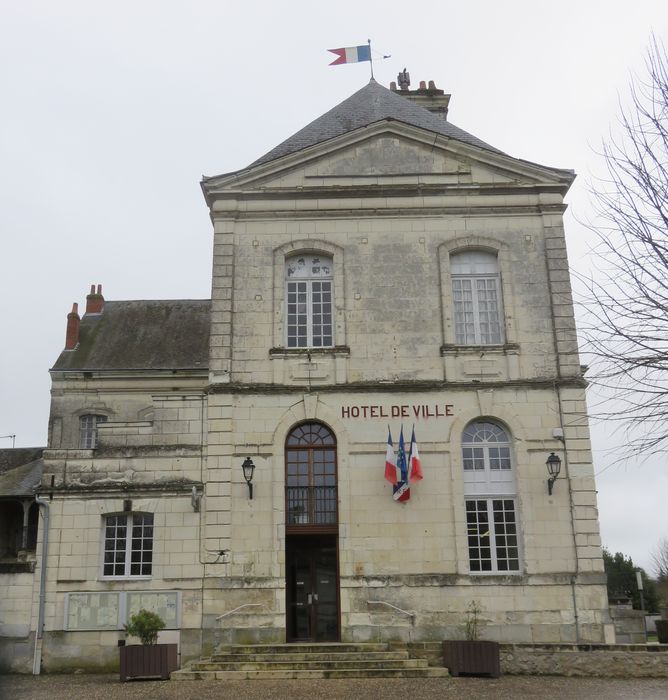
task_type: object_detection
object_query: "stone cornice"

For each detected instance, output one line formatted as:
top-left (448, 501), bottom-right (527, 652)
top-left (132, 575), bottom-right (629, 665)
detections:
top-left (212, 204), bottom-right (569, 222)
top-left (207, 377), bottom-right (587, 395)
top-left (36, 478), bottom-right (203, 495)
top-left (211, 182), bottom-right (570, 201)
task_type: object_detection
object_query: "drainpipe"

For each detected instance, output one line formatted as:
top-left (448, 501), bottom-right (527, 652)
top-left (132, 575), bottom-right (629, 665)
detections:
top-left (32, 496), bottom-right (50, 675)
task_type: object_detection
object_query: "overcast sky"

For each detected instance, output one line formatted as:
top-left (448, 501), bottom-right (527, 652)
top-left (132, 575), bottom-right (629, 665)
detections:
top-left (1, 1), bottom-right (666, 573)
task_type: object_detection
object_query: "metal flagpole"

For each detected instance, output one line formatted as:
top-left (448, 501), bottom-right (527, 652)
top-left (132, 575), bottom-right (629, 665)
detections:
top-left (368, 38), bottom-right (374, 79)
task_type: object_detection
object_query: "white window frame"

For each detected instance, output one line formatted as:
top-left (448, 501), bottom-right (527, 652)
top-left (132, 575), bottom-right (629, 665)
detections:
top-left (465, 497), bottom-right (520, 573)
top-left (79, 413), bottom-right (107, 448)
top-left (451, 251), bottom-right (504, 345)
top-left (462, 421), bottom-right (520, 574)
top-left (102, 513), bottom-right (153, 580)
top-left (285, 254), bottom-right (334, 348)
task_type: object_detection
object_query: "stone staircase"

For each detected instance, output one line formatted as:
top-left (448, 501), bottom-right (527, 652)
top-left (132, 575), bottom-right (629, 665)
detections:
top-left (171, 642), bottom-right (449, 680)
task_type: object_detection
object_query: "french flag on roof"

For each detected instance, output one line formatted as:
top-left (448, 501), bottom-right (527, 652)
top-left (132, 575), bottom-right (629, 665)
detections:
top-left (328, 44), bottom-right (371, 65)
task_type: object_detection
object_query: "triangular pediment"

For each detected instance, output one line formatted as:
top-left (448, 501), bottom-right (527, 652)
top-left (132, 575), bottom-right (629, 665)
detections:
top-left (203, 122), bottom-right (574, 197)
top-left (305, 135), bottom-right (468, 177)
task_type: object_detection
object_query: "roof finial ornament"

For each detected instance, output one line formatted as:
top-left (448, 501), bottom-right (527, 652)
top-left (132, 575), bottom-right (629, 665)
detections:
top-left (397, 68), bottom-right (410, 90)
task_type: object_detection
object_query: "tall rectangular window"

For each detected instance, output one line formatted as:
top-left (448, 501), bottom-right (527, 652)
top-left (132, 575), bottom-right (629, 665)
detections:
top-left (451, 250), bottom-right (503, 345)
top-left (80, 414), bottom-right (107, 448)
top-left (103, 513), bottom-right (153, 578)
top-left (285, 255), bottom-right (333, 348)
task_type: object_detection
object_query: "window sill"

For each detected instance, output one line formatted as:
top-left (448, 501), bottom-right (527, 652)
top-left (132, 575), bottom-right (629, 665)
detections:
top-left (269, 346), bottom-right (350, 358)
top-left (0, 561), bottom-right (36, 574)
top-left (441, 343), bottom-right (519, 355)
top-left (467, 571), bottom-right (523, 579)
top-left (100, 575), bottom-right (152, 582)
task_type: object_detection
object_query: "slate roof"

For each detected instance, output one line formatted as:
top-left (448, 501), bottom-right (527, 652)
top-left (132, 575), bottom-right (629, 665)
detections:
top-left (0, 448), bottom-right (44, 497)
top-left (51, 300), bottom-right (211, 372)
top-left (251, 79), bottom-right (504, 167)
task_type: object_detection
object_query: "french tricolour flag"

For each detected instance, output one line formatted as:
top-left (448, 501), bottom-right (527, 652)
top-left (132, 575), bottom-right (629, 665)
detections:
top-left (408, 427), bottom-right (423, 483)
top-left (328, 45), bottom-right (371, 65)
top-left (385, 427), bottom-right (398, 486)
top-left (393, 426), bottom-right (410, 501)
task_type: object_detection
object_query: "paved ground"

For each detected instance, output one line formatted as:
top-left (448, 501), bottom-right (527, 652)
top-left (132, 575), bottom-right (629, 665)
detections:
top-left (1, 674), bottom-right (667, 700)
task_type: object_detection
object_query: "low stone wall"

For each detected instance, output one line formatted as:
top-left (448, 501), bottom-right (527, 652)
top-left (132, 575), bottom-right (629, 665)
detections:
top-left (609, 604), bottom-right (645, 643)
top-left (500, 643), bottom-right (668, 678)
top-left (403, 641), bottom-right (668, 677)
top-left (0, 635), bottom-right (34, 673)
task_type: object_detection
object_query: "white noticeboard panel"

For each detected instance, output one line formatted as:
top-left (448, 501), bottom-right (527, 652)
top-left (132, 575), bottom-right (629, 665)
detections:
top-left (64, 590), bottom-right (180, 630)
top-left (66, 592), bottom-right (120, 630)
top-left (126, 591), bottom-right (179, 628)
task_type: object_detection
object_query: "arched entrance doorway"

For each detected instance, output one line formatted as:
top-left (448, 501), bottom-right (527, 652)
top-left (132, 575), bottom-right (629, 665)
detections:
top-left (285, 422), bottom-right (339, 642)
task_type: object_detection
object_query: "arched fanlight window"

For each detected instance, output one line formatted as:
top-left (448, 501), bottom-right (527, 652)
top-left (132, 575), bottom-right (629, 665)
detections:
top-left (285, 422), bottom-right (337, 527)
top-left (462, 421), bottom-right (512, 472)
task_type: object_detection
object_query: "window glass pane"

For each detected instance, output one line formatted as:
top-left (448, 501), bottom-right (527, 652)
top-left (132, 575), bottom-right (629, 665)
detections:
top-left (285, 257), bottom-right (334, 348)
top-left (285, 423), bottom-right (337, 527)
top-left (491, 499), bottom-right (519, 571)
top-left (80, 414), bottom-right (107, 448)
top-left (451, 250), bottom-right (498, 275)
top-left (103, 513), bottom-right (153, 578)
top-left (451, 251), bottom-right (503, 345)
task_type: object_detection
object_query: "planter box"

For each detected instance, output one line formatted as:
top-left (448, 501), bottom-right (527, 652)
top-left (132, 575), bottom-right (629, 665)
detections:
top-left (443, 640), bottom-right (501, 678)
top-left (119, 643), bottom-right (178, 681)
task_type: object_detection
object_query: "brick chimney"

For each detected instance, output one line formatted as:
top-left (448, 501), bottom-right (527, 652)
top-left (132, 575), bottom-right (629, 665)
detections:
top-left (65, 303), bottom-right (80, 350)
top-left (390, 73), bottom-right (451, 120)
top-left (85, 283), bottom-right (104, 314)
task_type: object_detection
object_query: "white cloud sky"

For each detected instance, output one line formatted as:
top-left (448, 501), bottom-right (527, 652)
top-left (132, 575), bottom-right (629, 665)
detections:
top-left (1, 0), bottom-right (666, 571)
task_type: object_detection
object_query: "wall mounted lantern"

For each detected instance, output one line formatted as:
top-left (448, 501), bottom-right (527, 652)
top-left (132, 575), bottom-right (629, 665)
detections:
top-left (242, 457), bottom-right (255, 499)
top-left (546, 452), bottom-right (562, 495)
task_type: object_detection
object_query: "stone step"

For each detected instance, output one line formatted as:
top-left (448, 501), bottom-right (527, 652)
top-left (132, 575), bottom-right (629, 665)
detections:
top-left (208, 651), bottom-right (410, 663)
top-left (189, 659), bottom-right (429, 672)
top-left (172, 667), bottom-right (450, 681)
top-left (173, 640), bottom-right (448, 681)
top-left (214, 643), bottom-right (390, 655)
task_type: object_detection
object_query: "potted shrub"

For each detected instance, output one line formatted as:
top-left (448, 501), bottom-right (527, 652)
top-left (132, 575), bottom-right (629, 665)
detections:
top-left (442, 601), bottom-right (501, 678)
top-left (119, 609), bottom-right (178, 681)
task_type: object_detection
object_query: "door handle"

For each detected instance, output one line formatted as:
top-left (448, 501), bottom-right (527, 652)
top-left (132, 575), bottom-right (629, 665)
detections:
top-left (307, 594), bottom-right (312, 605)
top-left (313, 593), bottom-right (319, 602)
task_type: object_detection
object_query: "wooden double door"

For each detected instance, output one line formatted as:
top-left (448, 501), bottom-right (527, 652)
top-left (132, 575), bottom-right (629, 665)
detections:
top-left (286, 535), bottom-right (339, 642)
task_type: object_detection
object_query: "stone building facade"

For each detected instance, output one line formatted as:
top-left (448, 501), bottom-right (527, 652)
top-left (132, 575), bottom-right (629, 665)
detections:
top-left (3, 77), bottom-right (613, 672)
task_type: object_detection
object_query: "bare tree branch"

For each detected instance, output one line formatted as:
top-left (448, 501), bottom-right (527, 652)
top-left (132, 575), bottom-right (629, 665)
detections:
top-left (578, 35), bottom-right (668, 457)
top-left (651, 536), bottom-right (668, 581)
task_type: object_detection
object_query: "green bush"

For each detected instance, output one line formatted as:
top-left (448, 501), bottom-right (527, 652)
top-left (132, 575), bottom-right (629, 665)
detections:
top-left (656, 620), bottom-right (668, 643)
top-left (124, 609), bottom-right (165, 645)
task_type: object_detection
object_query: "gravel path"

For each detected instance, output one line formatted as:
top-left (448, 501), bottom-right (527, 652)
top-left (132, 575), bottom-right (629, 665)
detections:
top-left (1, 674), bottom-right (667, 700)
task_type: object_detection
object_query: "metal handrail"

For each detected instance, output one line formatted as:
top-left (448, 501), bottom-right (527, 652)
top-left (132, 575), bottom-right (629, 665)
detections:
top-left (367, 600), bottom-right (416, 624)
top-left (216, 603), bottom-right (265, 621)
